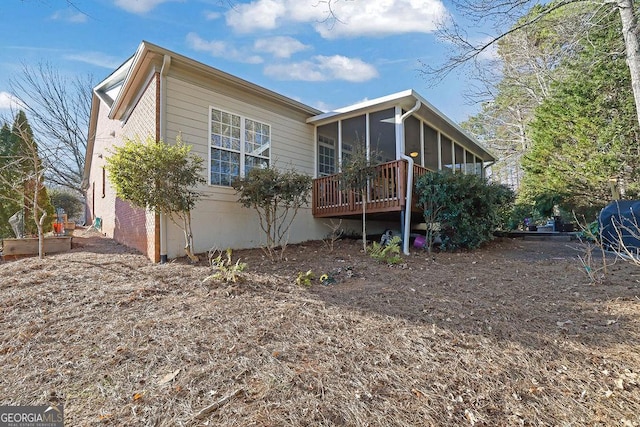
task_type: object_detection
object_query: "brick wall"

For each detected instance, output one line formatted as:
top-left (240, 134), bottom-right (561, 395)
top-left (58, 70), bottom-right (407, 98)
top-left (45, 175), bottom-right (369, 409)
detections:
top-left (89, 74), bottom-right (159, 260)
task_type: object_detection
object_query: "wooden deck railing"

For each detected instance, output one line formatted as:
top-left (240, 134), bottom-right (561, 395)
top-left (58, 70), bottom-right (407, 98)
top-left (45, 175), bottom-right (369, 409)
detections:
top-left (312, 160), bottom-right (429, 218)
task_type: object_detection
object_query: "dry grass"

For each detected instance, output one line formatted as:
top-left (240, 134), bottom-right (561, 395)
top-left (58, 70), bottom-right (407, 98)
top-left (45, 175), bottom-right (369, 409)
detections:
top-left (1, 234), bottom-right (639, 426)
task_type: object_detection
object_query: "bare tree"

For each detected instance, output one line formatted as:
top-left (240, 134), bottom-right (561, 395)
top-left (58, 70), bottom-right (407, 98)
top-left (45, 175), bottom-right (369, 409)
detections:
top-left (8, 62), bottom-right (93, 195)
top-left (460, 7), bottom-right (591, 188)
top-left (427, 0), bottom-right (640, 128)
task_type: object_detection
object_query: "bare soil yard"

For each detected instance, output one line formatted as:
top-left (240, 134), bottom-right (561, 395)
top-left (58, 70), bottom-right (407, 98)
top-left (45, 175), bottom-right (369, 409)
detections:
top-left (1, 233), bottom-right (639, 426)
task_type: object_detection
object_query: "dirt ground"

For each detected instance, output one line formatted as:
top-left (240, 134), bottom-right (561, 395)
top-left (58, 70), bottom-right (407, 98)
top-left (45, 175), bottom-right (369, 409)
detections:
top-left (1, 232), bottom-right (639, 426)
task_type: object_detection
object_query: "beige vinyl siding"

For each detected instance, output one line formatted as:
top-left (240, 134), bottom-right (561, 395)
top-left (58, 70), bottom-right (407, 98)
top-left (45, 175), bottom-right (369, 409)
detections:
top-left (165, 73), bottom-right (315, 186)
top-left (159, 69), bottom-right (323, 257)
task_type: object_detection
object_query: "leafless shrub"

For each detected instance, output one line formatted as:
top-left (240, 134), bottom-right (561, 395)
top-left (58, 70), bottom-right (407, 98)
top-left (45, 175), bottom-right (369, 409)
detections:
top-left (574, 213), bottom-right (610, 284)
top-left (322, 219), bottom-right (343, 252)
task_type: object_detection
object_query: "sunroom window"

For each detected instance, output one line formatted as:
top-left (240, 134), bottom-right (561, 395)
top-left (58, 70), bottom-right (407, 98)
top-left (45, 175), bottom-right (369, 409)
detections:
top-left (318, 135), bottom-right (336, 176)
top-left (454, 144), bottom-right (464, 173)
top-left (441, 136), bottom-right (453, 170)
top-left (210, 107), bottom-right (270, 186)
top-left (423, 123), bottom-right (439, 171)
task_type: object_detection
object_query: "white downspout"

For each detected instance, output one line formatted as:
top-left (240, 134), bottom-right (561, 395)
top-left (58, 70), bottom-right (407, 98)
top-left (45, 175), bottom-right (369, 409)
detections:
top-left (398, 100), bottom-right (421, 255)
top-left (159, 54), bottom-right (171, 263)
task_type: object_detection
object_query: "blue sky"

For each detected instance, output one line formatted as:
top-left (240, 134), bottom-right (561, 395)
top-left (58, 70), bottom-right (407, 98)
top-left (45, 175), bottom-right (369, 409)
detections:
top-left (0, 0), bottom-right (487, 123)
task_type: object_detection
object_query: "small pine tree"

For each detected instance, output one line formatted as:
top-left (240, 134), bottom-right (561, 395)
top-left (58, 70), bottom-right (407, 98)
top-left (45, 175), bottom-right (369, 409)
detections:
top-left (0, 123), bottom-right (20, 238)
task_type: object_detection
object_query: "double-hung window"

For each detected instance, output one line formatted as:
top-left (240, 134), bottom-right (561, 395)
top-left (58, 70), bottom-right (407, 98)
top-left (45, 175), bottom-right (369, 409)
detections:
top-left (209, 107), bottom-right (270, 186)
top-left (318, 135), bottom-right (336, 176)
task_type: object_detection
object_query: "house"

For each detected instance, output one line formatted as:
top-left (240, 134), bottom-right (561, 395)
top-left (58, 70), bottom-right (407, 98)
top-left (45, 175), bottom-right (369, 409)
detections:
top-left (82, 41), bottom-right (494, 262)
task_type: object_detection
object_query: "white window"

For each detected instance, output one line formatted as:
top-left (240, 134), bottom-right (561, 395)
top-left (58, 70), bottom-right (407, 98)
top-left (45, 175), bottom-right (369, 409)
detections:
top-left (209, 107), bottom-right (270, 186)
top-left (318, 135), bottom-right (336, 176)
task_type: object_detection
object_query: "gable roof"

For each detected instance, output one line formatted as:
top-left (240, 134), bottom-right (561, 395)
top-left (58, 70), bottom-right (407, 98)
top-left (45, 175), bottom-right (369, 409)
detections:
top-left (307, 89), bottom-right (495, 162)
top-left (83, 41), bottom-right (323, 191)
top-left (94, 41), bottom-right (322, 121)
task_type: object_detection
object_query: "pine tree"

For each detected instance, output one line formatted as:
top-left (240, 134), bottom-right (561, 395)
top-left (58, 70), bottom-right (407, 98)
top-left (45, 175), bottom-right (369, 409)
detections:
top-left (0, 111), bottom-right (55, 257)
top-left (0, 123), bottom-right (21, 237)
top-left (521, 13), bottom-right (640, 218)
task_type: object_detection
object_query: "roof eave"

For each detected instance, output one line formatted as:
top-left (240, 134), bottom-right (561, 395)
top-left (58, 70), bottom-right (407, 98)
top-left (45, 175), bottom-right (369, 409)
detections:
top-left (109, 41), bottom-right (322, 121)
top-left (307, 89), bottom-right (496, 162)
top-left (81, 93), bottom-right (100, 192)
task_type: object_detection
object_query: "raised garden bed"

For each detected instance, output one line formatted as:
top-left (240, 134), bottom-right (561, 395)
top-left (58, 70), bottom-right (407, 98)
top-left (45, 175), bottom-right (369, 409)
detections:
top-left (1, 236), bottom-right (72, 257)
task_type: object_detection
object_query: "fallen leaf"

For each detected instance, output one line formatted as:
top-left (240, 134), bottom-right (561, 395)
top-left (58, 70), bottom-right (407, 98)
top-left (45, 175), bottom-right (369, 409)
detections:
top-left (464, 409), bottom-right (477, 425)
top-left (529, 386), bottom-right (544, 394)
top-left (158, 369), bottom-right (181, 385)
top-left (133, 392), bottom-right (144, 401)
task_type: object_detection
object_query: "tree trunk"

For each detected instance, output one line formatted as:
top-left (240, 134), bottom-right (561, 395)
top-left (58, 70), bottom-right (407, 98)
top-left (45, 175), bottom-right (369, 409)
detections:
top-left (181, 211), bottom-right (199, 263)
top-left (31, 178), bottom-right (46, 260)
top-left (617, 0), bottom-right (640, 128)
top-left (37, 212), bottom-right (46, 259)
top-left (361, 189), bottom-right (367, 252)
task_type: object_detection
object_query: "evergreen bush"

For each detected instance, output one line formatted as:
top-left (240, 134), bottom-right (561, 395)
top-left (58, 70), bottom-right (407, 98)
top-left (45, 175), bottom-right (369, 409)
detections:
top-left (415, 171), bottom-right (514, 251)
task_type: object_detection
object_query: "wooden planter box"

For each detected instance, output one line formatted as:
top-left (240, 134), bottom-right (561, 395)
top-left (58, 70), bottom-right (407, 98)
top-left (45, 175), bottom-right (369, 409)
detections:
top-left (1, 236), bottom-right (72, 256)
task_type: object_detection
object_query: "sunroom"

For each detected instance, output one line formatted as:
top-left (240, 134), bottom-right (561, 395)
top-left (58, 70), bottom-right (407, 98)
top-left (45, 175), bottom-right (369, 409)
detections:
top-left (308, 90), bottom-right (495, 224)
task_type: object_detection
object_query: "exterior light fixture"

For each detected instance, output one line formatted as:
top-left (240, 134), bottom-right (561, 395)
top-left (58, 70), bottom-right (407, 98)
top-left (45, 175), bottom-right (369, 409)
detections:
top-left (409, 151), bottom-right (419, 158)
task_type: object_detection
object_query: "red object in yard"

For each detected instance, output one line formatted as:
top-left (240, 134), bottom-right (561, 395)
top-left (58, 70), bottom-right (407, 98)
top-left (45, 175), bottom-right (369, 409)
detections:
top-left (53, 222), bottom-right (64, 234)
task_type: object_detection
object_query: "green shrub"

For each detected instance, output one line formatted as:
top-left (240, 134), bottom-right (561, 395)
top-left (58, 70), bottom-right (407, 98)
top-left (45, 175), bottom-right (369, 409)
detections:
top-left (368, 235), bottom-right (402, 264)
top-left (204, 248), bottom-right (247, 283)
top-left (295, 270), bottom-right (315, 287)
top-left (505, 202), bottom-right (545, 230)
top-left (49, 189), bottom-right (84, 221)
top-left (232, 166), bottom-right (311, 260)
top-left (415, 171), bottom-right (514, 251)
top-left (106, 136), bottom-right (204, 261)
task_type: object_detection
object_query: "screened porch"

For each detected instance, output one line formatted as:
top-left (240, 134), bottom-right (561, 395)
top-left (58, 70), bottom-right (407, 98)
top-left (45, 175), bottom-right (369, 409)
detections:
top-left (307, 91), bottom-right (494, 220)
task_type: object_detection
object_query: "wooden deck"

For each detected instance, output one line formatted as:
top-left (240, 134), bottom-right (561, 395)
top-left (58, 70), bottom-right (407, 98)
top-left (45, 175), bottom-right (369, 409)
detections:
top-left (312, 159), bottom-right (429, 219)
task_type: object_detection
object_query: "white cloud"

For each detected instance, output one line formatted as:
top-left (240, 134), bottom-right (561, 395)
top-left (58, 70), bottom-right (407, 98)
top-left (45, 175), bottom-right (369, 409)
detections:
top-left (476, 37), bottom-right (500, 62)
top-left (254, 36), bottom-right (310, 58)
top-left (264, 55), bottom-right (378, 82)
top-left (204, 11), bottom-right (221, 20)
top-left (0, 92), bottom-right (24, 111)
top-left (63, 52), bottom-right (123, 69)
top-left (225, 0), bottom-right (287, 33)
top-left (311, 100), bottom-right (333, 112)
top-left (50, 10), bottom-right (87, 23)
top-left (226, 0), bottom-right (448, 38)
top-left (114, 0), bottom-right (180, 14)
top-left (186, 33), bottom-right (263, 64)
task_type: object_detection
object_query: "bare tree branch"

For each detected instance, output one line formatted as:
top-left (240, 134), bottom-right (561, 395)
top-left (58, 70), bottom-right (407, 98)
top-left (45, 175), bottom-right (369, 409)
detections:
top-left (425, 0), bottom-right (640, 128)
top-left (423, 0), bottom-right (589, 85)
top-left (8, 62), bottom-right (93, 195)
